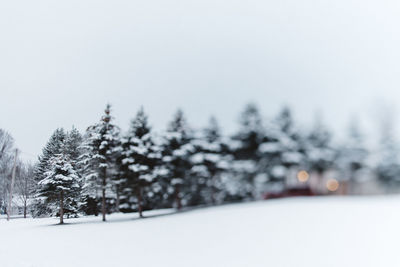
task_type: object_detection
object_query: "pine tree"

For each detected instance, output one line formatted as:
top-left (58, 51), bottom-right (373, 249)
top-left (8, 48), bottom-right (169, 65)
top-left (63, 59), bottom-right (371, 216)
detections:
top-left (32, 128), bottom-right (66, 217)
top-left (337, 120), bottom-right (368, 194)
top-left (36, 149), bottom-right (80, 224)
top-left (80, 104), bottom-right (120, 221)
top-left (118, 107), bottom-right (162, 217)
top-left (375, 112), bottom-right (400, 190)
top-left (162, 109), bottom-right (194, 210)
top-left (259, 107), bottom-right (306, 190)
top-left (231, 103), bottom-right (264, 199)
top-left (305, 116), bottom-right (336, 193)
top-left (190, 117), bottom-right (230, 205)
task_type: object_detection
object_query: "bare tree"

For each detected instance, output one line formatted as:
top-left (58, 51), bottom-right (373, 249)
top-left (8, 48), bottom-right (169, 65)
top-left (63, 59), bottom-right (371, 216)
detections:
top-left (16, 162), bottom-right (35, 218)
top-left (0, 130), bottom-right (14, 214)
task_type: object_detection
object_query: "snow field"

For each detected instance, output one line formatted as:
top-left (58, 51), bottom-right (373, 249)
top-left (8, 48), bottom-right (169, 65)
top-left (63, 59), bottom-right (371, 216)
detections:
top-left (2, 196), bottom-right (400, 267)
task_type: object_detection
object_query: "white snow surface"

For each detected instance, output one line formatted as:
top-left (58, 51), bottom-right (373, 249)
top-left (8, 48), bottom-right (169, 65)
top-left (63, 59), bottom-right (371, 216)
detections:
top-left (2, 196), bottom-right (400, 267)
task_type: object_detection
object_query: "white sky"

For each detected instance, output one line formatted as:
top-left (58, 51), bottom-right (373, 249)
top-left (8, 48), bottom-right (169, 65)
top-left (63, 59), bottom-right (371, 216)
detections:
top-left (1, 0), bottom-right (400, 160)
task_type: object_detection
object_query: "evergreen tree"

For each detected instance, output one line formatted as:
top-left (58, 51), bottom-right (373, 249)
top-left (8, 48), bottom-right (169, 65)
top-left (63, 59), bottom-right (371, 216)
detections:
top-left (337, 120), bottom-right (368, 194)
top-left (305, 116), bottom-right (336, 193)
top-left (231, 103), bottom-right (264, 199)
top-left (162, 109), bottom-right (194, 210)
top-left (80, 104), bottom-right (120, 221)
top-left (32, 128), bottom-right (66, 217)
top-left (375, 112), bottom-right (400, 190)
top-left (258, 107), bottom-right (306, 190)
top-left (118, 108), bottom-right (162, 217)
top-left (36, 149), bottom-right (80, 224)
top-left (190, 117), bottom-right (230, 205)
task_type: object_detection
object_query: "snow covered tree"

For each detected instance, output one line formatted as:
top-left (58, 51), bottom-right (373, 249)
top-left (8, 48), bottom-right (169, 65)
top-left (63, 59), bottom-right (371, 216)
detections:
top-left (304, 116), bottom-right (336, 193)
top-left (36, 152), bottom-right (80, 224)
top-left (32, 128), bottom-right (66, 217)
top-left (258, 107), bottom-right (306, 190)
top-left (190, 117), bottom-right (231, 205)
top-left (375, 111), bottom-right (400, 190)
top-left (118, 108), bottom-right (162, 216)
top-left (162, 109), bottom-right (194, 210)
top-left (231, 103), bottom-right (264, 199)
top-left (337, 120), bottom-right (368, 194)
top-left (80, 104), bottom-right (120, 221)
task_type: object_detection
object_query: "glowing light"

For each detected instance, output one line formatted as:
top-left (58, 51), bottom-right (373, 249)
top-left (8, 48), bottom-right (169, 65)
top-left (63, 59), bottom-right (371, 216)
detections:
top-left (326, 179), bottom-right (339, 192)
top-left (297, 170), bottom-right (309, 182)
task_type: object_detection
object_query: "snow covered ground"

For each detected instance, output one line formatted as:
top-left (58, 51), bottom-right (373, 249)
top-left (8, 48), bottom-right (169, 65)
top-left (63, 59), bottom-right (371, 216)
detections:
top-left (2, 196), bottom-right (400, 267)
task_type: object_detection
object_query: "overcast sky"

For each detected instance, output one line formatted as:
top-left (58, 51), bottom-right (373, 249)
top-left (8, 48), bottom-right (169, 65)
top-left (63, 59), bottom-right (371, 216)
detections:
top-left (1, 0), bottom-right (400, 160)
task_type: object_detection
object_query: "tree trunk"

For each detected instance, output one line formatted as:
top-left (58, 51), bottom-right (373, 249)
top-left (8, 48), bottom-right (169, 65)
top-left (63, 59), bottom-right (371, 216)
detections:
top-left (60, 190), bottom-right (64, 224)
top-left (175, 185), bottom-right (182, 210)
top-left (115, 185), bottom-right (120, 213)
top-left (210, 176), bottom-right (216, 205)
top-left (102, 169), bottom-right (107, 222)
top-left (137, 187), bottom-right (143, 218)
top-left (24, 173), bottom-right (28, 218)
top-left (317, 171), bottom-right (324, 195)
top-left (23, 200), bottom-right (27, 219)
top-left (349, 171), bottom-right (355, 195)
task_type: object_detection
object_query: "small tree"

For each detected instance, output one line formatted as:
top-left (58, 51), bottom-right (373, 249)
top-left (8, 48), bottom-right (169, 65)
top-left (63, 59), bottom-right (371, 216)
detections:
top-left (37, 153), bottom-right (80, 224)
top-left (16, 162), bottom-right (35, 218)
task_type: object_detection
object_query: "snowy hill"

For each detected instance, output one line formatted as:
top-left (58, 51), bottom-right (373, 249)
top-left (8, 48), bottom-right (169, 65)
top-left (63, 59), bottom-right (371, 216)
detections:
top-left (2, 196), bottom-right (400, 267)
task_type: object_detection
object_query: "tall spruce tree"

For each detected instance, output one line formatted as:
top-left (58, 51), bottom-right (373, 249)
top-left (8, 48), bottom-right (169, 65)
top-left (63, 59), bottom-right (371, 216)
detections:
top-left (375, 111), bottom-right (400, 190)
top-left (118, 108), bottom-right (161, 217)
top-left (190, 117), bottom-right (230, 205)
top-left (162, 109), bottom-right (194, 210)
top-left (80, 104), bottom-right (120, 221)
top-left (305, 116), bottom-right (336, 193)
top-left (258, 107), bottom-right (306, 189)
top-left (337, 120), bottom-right (368, 194)
top-left (231, 103), bottom-right (264, 199)
top-left (32, 128), bottom-right (66, 217)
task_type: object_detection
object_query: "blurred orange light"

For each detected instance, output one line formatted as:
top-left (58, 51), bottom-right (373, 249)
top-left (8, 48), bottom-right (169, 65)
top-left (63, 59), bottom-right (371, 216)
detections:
top-left (326, 179), bottom-right (339, 192)
top-left (297, 170), bottom-right (309, 182)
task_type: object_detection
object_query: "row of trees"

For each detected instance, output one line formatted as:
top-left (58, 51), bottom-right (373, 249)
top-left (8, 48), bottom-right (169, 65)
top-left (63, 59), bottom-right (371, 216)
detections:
top-left (1, 103), bottom-right (398, 223)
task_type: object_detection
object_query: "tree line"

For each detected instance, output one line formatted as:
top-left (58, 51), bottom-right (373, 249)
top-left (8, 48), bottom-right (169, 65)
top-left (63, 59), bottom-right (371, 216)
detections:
top-left (0, 103), bottom-right (397, 224)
